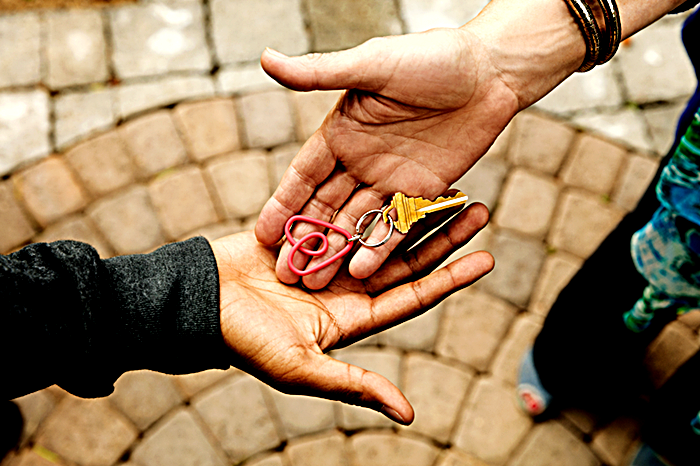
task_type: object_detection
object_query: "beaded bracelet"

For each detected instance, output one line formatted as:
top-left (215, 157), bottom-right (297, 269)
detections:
top-left (562, 0), bottom-right (601, 72)
top-left (595, 0), bottom-right (622, 65)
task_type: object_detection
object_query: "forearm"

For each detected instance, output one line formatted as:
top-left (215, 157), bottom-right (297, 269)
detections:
top-left (464, 0), bottom-right (690, 108)
top-left (1, 238), bottom-right (228, 400)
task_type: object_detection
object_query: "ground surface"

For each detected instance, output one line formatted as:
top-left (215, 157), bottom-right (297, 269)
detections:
top-left (0, 1), bottom-right (698, 466)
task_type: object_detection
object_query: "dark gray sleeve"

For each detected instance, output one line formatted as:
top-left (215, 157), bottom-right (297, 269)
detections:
top-left (1, 237), bottom-right (230, 400)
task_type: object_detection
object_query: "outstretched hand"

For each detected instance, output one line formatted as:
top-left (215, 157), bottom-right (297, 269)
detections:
top-left (213, 203), bottom-right (492, 424)
top-left (254, 0), bottom-right (587, 289)
top-left (253, 28), bottom-right (514, 289)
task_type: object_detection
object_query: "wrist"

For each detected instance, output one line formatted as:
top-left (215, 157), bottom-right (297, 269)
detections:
top-left (462, 0), bottom-right (586, 109)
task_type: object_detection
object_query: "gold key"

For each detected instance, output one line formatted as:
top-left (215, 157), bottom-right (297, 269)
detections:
top-left (382, 191), bottom-right (469, 234)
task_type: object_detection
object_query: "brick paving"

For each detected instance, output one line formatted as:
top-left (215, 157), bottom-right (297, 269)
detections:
top-left (0, 1), bottom-right (698, 466)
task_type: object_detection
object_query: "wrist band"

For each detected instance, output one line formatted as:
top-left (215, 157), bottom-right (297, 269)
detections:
top-left (595, 0), bottom-right (622, 65)
top-left (562, 0), bottom-right (601, 72)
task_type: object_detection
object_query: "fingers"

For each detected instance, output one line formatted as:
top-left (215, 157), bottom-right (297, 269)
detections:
top-left (348, 189), bottom-right (466, 280)
top-left (297, 188), bottom-right (385, 289)
top-left (358, 249), bottom-right (494, 341)
top-left (281, 352), bottom-right (414, 425)
top-left (364, 203), bottom-right (491, 293)
top-left (261, 39), bottom-right (395, 93)
top-left (255, 133), bottom-right (337, 246)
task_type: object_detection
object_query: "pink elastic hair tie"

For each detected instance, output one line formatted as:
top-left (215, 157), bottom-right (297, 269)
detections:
top-left (284, 210), bottom-right (394, 277)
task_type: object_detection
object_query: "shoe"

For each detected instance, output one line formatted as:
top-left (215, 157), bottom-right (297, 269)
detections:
top-left (516, 347), bottom-right (553, 417)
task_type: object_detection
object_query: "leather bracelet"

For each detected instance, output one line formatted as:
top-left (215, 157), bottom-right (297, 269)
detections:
top-left (562, 0), bottom-right (601, 72)
top-left (595, 0), bottom-right (622, 65)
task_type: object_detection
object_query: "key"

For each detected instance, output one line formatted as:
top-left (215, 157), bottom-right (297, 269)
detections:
top-left (382, 191), bottom-right (468, 234)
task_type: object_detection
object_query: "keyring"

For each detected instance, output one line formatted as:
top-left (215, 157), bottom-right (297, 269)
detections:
top-left (356, 209), bottom-right (394, 248)
top-left (284, 191), bottom-right (468, 277)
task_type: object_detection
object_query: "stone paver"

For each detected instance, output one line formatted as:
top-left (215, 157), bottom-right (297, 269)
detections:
top-left (172, 369), bottom-right (233, 398)
top-left (54, 90), bottom-right (116, 151)
top-left (246, 453), bottom-right (286, 466)
top-left (87, 186), bottom-right (165, 255)
top-left (452, 378), bottom-right (532, 465)
top-left (478, 229), bottom-right (546, 306)
top-left (642, 101), bottom-right (687, 155)
top-left (266, 389), bottom-right (336, 438)
top-left (306, 0), bottom-right (402, 52)
top-left (378, 301), bottom-right (444, 351)
top-left (119, 111), bottom-right (188, 178)
top-left (612, 153), bottom-right (659, 211)
top-left (435, 449), bottom-right (490, 466)
top-left (436, 289), bottom-right (517, 371)
top-left (173, 99), bottom-right (241, 161)
top-left (560, 134), bottom-right (627, 195)
top-left (452, 157), bottom-right (508, 211)
top-left (45, 9), bottom-right (108, 89)
top-left (285, 431), bottom-right (346, 466)
top-left (548, 190), bottom-right (625, 259)
top-left (572, 108), bottom-right (654, 153)
top-left (0, 13), bottom-right (41, 88)
top-left (216, 63), bottom-right (282, 95)
top-left (238, 90), bottom-right (295, 148)
top-left (0, 180), bottom-right (36, 253)
top-left (493, 168), bottom-right (559, 237)
top-left (110, 0), bottom-right (211, 79)
top-left (1, 3), bottom-right (695, 466)
top-left (205, 151), bottom-right (270, 219)
top-left (13, 157), bottom-right (87, 228)
top-left (510, 422), bottom-right (601, 466)
top-left (65, 132), bottom-right (135, 198)
top-left (193, 375), bottom-right (281, 462)
top-left (36, 396), bottom-right (138, 466)
top-left (0, 90), bottom-right (50, 176)
top-left (617, 21), bottom-right (697, 104)
top-left (528, 251), bottom-right (584, 317)
top-left (590, 417), bottom-right (640, 466)
top-left (489, 314), bottom-right (543, 386)
top-left (535, 63), bottom-right (623, 115)
top-left (13, 390), bottom-right (55, 445)
top-left (130, 408), bottom-right (226, 466)
top-left (290, 90), bottom-right (343, 142)
top-left (507, 112), bottom-right (576, 175)
top-left (400, 0), bottom-right (488, 32)
top-left (331, 347), bottom-right (402, 430)
top-left (148, 166), bottom-right (218, 240)
top-left (110, 370), bottom-right (184, 430)
top-left (117, 75), bottom-right (216, 118)
top-left (644, 320), bottom-right (699, 390)
top-left (210, 0), bottom-right (308, 65)
top-left (402, 353), bottom-right (473, 443)
top-left (35, 216), bottom-right (114, 259)
top-left (350, 431), bottom-right (439, 466)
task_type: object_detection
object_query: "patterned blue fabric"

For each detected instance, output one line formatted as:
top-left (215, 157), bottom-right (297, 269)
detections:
top-left (624, 112), bottom-right (700, 332)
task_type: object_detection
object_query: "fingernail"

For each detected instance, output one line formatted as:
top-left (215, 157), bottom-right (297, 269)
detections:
top-left (380, 405), bottom-right (405, 424)
top-left (265, 48), bottom-right (288, 59)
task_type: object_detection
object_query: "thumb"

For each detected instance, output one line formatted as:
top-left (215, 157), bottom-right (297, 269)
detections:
top-left (261, 39), bottom-right (395, 93)
top-left (289, 353), bottom-right (414, 425)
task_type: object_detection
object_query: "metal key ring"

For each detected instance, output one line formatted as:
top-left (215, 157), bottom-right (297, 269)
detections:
top-left (355, 209), bottom-right (394, 248)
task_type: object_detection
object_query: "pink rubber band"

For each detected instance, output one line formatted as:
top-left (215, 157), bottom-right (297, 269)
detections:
top-left (285, 215), bottom-right (354, 277)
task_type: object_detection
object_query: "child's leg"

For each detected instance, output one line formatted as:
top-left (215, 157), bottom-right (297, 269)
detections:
top-left (527, 154), bottom-right (673, 412)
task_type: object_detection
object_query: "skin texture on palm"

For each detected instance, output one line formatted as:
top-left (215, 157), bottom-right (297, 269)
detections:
top-left (211, 203), bottom-right (493, 425)
top-left (254, 0), bottom-right (687, 289)
top-left (255, 28), bottom-right (517, 289)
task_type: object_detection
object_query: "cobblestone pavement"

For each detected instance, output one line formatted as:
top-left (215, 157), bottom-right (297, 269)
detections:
top-left (1, 1), bottom-right (699, 466)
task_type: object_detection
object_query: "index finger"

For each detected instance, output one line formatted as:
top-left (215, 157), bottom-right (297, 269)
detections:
top-left (255, 132), bottom-right (337, 245)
